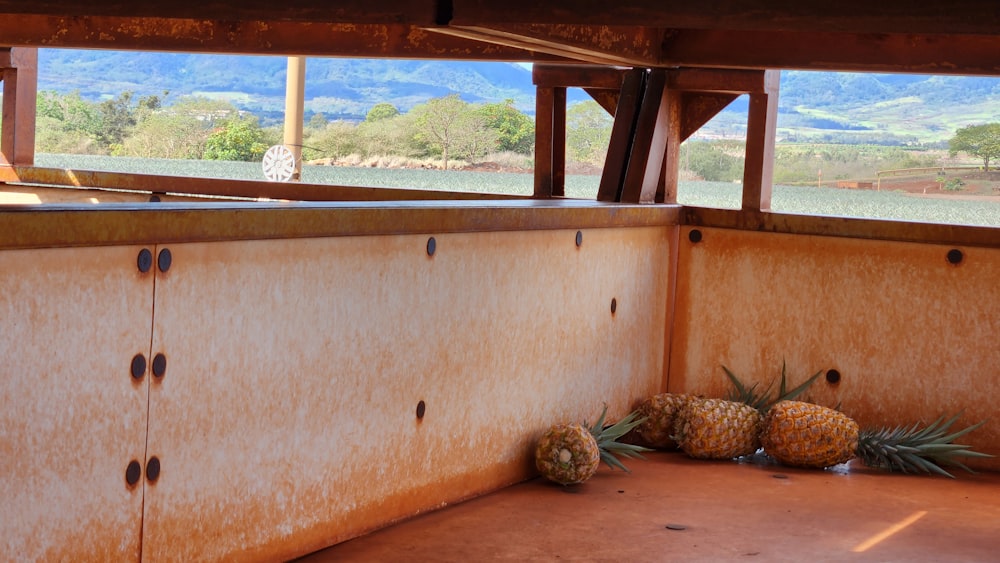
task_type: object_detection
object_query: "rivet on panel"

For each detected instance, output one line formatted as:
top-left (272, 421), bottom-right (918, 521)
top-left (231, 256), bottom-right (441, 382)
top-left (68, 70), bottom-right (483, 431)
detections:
top-left (689, 229), bottom-right (703, 243)
top-left (826, 369), bottom-right (841, 385)
top-left (416, 400), bottom-right (426, 420)
top-left (130, 354), bottom-right (146, 380)
top-left (610, 298), bottom-right (618, 315)
top-left (148, 195), bottom-right (161, 202)
top-left (137, 248), bottom-right (153, 273)
top-left (146, 456), bottom-right (161, 482)
top-left (575, 230), bottom-right (583, 247)
top-left (157, 248), bottom-right (172, 273)
top-left (125, 460), bottom-right (142, 487)
top-left (946, 249), bottom-right (964, 265)
top-left (152, 353), bottom-right (167, 379)
top-left (426, 237), bottom-right (436, 257)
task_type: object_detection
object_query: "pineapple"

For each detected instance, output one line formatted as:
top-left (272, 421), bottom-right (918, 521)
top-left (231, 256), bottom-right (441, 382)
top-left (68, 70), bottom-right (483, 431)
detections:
top-left (762, 400), bottom-right (992, 477)
top-left (673, 362), bottom-right (823, 460)
top-left (630, 393), bottom-right (695, 449)
top-left (674, 398), bottom-right (763, 459)
top-left (535, 405), bottom-right (652, 485)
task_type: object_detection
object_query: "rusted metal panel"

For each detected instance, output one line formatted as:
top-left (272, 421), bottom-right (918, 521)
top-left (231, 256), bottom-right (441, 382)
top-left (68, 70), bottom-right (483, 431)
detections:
top-left (670, 226), bottom-right (1000, 469)
top-left (0, 245), bottom-right (153, 559)
top-left (0, 166), bottom-right (529, 202)
top-left (683, 207), bottom-right (1000, 249)
top-left (0, 202), bottom-right (680, 250)
top-left (142, 226), bottom-right (671, 560)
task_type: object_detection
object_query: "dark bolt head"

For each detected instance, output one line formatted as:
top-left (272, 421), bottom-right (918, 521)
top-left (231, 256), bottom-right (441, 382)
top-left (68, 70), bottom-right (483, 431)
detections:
top-left (152, 353), bottom-right (167, 378)
top-left (146, 457), bottom-right (161, 482)
top-left (157, 248), bottom-right (172, 273)
top-left (426, 237), bottom-right (436, 257)
top-left (130, 354), bottom-right (146, 380)
top-left (689, 229), bottom-right (703, 243)
top-left (575, 231), bottom-right (583, 247)
top-left (826, 369), bottom-right (841, 384)
top-left (125, 460), bottom-right (142, 487)
top-left (946, 249), bottom-right (964, 265)
top-left (137, 249), bottom-right (153, 273)
top-left (416, 400), bottom-right (426, 419)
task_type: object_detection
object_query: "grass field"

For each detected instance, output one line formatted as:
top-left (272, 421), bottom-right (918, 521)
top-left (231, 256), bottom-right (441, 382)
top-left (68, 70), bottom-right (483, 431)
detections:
top-left (33, 154), bottom-right (1000, 227)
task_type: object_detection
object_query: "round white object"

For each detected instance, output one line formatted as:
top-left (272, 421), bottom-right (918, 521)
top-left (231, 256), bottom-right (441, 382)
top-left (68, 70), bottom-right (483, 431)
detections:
top-left (262, 145), bottom-right (296, 182)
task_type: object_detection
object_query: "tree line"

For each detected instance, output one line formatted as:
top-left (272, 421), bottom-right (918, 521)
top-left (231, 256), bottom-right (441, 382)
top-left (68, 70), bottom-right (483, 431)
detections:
top-left (24, 89), bottom-right (1000, 181)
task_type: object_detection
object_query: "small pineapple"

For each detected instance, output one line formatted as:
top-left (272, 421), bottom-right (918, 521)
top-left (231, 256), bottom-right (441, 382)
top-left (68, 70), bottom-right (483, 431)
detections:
top-left (673, 362), bottom-right (823, 460)
top-left (762, 400), bottom-right (992, 477)
top-left (630, 393), bottom-right (695, 449)
top-left (535, 405), bottom-right (652, 485)
top-left (674, 397), bottom-right (763, 459)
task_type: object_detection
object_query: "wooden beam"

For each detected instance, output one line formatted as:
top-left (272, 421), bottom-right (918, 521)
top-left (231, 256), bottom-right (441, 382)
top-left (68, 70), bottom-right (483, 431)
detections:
top-left (448, 1), bottom-right (1000, 36)
top-left (431, 24), bottom-right (661, 66)
top-left (667, 68), bottom-right (769, 94)
top-left (663, 29), bottom-right (1000, 76)
top-left (658, 89), bottom-right (682, 203)
top-left (1, 47), bottom-right (36, 166)
top-left (532, 64), bottom-right (627, 89)
top-left (533, 87), bottom-right (555, 198)
top-left (583, 89), bottom-right (619, 115)
top-left (597, 69), bottom-right (645, 202)
top-left (741, 70), bottom-right (780, 212)
top-left (621, 69), bottom-right (668, 203)
top-left (552, 87), bottom-right (567, 197)
top-left (680, 92), bottom-right (739, 142)
top-left (0, 18), bottom-right (562, 60)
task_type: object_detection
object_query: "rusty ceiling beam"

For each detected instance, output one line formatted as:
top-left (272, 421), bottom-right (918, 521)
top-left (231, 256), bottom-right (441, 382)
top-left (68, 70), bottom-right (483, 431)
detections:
top-left (2, 1), bottom-right (998, 37)
top-left (663, 30), bottom-right (1000, 76)
top-left (428, 24), bottom-right (662, 66)
top-left (448, 1), bottom-right (1000, 36)
top-left (0, 17), bottom-right (563, 60)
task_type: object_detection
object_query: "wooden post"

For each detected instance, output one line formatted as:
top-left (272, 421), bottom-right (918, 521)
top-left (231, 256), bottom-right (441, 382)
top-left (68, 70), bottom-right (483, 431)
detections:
top-left (533, 86), bottom-right (555, 197)
top-left (283, 56), bottom-right (306, 181)
top-left (741, 70), bottom-right (780, 212)
top-left (1, 47), bottom-right (37, 166)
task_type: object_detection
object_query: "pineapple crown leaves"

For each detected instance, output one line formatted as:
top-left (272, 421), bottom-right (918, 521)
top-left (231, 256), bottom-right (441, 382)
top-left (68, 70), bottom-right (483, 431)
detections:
top-left (587, 404), bottom-right (654, 472)
top-left (723, 360), bottom-right (823, 412)
top-left (858, 412), bottom-right (993, 478)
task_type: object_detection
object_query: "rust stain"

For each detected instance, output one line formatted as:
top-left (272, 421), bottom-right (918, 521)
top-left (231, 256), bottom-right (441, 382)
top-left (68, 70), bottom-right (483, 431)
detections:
top-left (0, 245), bottom-right (152, 559)
top-left (670, 227), bottom-right (1000, 469)
top-left (141, 227), bottom-right (670, 559)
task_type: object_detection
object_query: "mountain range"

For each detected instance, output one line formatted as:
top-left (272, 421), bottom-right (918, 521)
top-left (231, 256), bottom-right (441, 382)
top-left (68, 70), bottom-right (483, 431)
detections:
top-left (37, 49), bottom-right (1000, 144)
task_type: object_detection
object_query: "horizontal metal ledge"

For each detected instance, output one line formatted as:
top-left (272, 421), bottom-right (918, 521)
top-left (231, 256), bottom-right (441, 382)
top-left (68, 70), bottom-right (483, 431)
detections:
top-left (684, 207), bottom-right (1000, 249)
top-left (0, 200), bottom-right (682, 249)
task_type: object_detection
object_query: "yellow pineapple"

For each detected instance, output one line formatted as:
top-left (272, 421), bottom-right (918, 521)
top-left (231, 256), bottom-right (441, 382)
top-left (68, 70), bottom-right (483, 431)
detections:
top-left (674, 398), bottom-right (763, 459)
top-left (673, 362), bottom-right (823, 460)
top-left (535, 405), bottom-right (652, 485)
top-left (762, 400), bottom-right (992, 477)
top-left (630, 393), bottom-right (695, 449)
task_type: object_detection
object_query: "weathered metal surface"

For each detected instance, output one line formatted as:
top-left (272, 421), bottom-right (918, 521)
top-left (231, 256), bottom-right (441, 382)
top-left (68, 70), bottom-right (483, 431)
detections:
top-left (0, 166), bottom-right (529, 202)
top-left (0, 245), bottom-right (153, 560)
top-left (670, 227), bottom-right (1000, 469)
top-left (142, 227), bottom-right (671, 560)
top-left (683, 207), bottom-right (1000, 249)
top-left (0, 47), bottom-right (36, 166)
top-left (0, 201), bottom-right (681, 250)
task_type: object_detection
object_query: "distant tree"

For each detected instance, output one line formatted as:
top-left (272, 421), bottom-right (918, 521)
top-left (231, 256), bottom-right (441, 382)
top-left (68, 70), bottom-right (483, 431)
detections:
top-left (684, 141), bottom-right (745, 182)
top-left (566, 101), bottom-right (612, 165)
top-left (949, 123), bottom-right (1000, 171)
top-left (203, 115), bottom-right (268, 161)
top-left (96, 92), bottom-right (138, 150)
top-left (308, 112), bottom-right (329, 129)
top-left (410, 95), bottom-right (497, 169)
top-left (366, 102), bottom-right (400, 123)
top-left (119, 112), bottom-right (206, 159)
top-left (308, 120), bottom-right (361, 159)
top-left (478, 99), bottom-right (534, 154)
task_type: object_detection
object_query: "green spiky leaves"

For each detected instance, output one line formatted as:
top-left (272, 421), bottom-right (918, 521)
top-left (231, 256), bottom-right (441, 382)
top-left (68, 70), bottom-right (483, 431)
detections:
top-left (588, 405), bottom-right (653, 472)
top-left (723, 360), bottom-right (823, 412)
top-left (857, 413), bottom-right (993, 478)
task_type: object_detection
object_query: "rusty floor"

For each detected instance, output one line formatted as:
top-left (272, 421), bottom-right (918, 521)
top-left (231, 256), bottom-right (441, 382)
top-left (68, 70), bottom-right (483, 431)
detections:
top-left (301, 452), bottom-right (1000, 562)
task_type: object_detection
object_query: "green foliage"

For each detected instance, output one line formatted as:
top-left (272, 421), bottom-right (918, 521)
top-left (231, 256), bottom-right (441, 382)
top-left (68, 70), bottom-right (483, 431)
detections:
top-left (410, 94), bottom-right (497, 169)
top-left (202, 115), bottom-right (268, 162)
top-left (683, 141), bottom-right (745, 182)
top-left (771, 143), bottom-right (940, 184)
top-left (119, 112), bottom-right (207, 159)
top-left (949, 123), bottom-right (1000, 171)
top-left (366, 103), bottom-right (400, 122)
top-left (477, 99), bottom-right (534, 154)
top-left (565, 101), bottom-right (612, 165)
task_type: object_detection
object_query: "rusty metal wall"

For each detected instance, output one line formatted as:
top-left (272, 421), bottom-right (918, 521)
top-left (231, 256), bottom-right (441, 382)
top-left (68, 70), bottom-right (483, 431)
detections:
top-left (670, 226), bottom-right (1000, 469)
top-left (140, 227), bottom-right (671, 560)
top-left (0, 245), bottom-right (154, 560)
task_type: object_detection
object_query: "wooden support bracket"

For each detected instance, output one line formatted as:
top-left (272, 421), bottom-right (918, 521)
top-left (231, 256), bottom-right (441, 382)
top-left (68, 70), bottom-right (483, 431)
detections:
top-left (1, 47), bottom-right (37, 167)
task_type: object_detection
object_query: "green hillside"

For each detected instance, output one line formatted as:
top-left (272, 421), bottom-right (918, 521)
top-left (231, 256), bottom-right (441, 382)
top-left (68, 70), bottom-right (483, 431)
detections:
top-left (36, 49), bottom-right (1000, 144)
